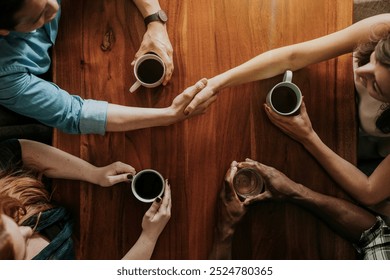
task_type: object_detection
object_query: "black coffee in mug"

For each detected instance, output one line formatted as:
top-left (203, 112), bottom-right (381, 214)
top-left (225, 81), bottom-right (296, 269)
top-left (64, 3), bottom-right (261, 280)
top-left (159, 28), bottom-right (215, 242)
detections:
top-left (134, 171), bottom-right (164, 200)
top-left (271, 86), bottom-right (298, 114)
top-left (136, 59), bottom-right (164, 84)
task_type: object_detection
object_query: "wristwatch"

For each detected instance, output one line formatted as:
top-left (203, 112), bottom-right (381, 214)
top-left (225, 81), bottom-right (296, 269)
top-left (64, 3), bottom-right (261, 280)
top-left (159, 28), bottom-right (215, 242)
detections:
top-left (144, 10), bottom-right (168, 26)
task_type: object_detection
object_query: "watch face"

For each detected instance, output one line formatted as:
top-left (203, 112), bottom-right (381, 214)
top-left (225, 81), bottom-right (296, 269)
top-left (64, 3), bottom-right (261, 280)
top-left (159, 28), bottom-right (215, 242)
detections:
top-left (158, 10), bottom-right (168, 22)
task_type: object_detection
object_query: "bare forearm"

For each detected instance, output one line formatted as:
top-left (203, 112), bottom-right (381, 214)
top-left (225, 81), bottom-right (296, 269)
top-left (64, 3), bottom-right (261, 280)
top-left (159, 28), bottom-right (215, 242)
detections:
top-left (209, 240), bottom-right (233, 260)
top-left (106, 104), bottom-right (175, 131)
top-left (209, 47), bottom-right (297, 92)
top-left (122, 232), bottom-right (157, 260)
top-left (209, 19), bottom-right (371, 93)
top-left (302, 133), bottom-right (371, 204)
top-left (208, 224), bottom-right (236, 260)
top-left (209, 38), bottom-right (351, 93)
top-left (19, 139), bottom-right (98, 183)
top-left (132, 0), bottom-right (161, 17)
top-left (290, 183), bottom-right (377, 242)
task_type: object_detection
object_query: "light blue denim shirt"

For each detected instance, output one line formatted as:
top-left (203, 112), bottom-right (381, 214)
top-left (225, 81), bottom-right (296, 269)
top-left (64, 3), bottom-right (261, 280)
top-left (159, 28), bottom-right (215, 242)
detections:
top-left (0, 0), bottom-right (108, 135)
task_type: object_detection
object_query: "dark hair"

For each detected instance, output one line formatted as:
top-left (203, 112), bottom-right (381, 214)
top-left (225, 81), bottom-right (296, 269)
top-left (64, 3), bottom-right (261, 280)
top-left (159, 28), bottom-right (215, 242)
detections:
top-left (0, 0), bottom-right (26, 30)
top-left (355, 25), bottom-right (390, 134)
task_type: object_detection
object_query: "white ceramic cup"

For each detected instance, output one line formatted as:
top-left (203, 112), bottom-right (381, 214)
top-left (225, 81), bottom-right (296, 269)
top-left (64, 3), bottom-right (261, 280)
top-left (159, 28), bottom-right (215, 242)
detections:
top-left (266, 70), bottom-right (302, 115)
top-left (131, 169), bottom-right (165, 203)
top-left (129, 53), bottom-right (166, 93)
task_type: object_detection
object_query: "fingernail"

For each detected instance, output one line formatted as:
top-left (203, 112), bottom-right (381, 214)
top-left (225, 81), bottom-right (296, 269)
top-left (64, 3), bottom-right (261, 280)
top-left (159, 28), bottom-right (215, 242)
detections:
top-left (127, 174), bottom-right (133, 180)
top-left (155, 197), bottom-right (162, 203)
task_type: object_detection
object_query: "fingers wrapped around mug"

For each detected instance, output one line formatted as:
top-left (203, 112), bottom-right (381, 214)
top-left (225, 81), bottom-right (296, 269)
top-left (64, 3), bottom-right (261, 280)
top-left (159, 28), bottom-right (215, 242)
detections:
top-left (264, 100), bottom-right (315, 144)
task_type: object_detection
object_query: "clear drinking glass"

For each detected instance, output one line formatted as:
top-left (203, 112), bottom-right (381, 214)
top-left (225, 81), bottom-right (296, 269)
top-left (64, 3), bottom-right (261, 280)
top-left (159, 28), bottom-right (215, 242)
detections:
top-left (233, 168), bottom-right (264, 199)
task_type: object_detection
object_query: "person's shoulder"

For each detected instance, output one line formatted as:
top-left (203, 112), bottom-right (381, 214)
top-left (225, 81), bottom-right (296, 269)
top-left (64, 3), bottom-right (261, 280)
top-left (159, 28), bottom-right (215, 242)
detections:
top-left (0, 139), bottom-right (22, 172)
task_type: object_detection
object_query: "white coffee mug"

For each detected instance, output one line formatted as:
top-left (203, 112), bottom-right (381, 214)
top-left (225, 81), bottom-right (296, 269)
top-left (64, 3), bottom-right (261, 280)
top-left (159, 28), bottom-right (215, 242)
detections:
top-left (266, 70), bottom-right (302, 115)
top-left (129, 53), bottom-right (166, 93)
top-left (131, 169), bottom-right (165, 203)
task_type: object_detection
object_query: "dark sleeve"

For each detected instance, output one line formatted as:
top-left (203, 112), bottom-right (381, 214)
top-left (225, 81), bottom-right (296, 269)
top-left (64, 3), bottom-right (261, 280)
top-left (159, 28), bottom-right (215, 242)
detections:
top-left (0, 139), bottom-right (22, 172)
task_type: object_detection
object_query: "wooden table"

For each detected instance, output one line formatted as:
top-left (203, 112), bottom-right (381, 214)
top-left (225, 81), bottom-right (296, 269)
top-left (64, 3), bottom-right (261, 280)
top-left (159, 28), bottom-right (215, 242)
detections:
top-left (52, 0), bottom-right (356, 259)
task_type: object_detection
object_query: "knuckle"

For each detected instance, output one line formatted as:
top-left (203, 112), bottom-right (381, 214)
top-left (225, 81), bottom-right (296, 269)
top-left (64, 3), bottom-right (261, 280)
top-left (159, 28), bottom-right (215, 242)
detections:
top-left (183, 91), bottom-right (193, 100)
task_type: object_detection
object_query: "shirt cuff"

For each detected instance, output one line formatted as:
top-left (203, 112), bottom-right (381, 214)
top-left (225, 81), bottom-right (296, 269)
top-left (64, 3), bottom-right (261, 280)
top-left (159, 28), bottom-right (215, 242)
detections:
top-left (79, 99), bottom-right (108, 135)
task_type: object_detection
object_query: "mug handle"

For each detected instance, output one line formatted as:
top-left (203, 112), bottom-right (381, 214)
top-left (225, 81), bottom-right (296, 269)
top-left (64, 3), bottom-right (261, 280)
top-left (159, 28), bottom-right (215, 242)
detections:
top-left (129, 81), bottom-right (141, 93)
top-left (283, 70), bottom-right (293, 83)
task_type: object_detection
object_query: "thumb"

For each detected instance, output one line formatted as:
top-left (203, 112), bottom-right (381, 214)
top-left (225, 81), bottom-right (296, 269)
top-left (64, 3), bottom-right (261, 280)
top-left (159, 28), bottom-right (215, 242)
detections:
top-left (242, 159), bottom-right (270, 180)
top-left (183, 78), bottom-right (208, 115)
top-left (243, 191), bottom-right (270, 206)
top-left (144, 199), bottom-right (162, 218)
top-left (108, 173), bottom-right (134, 185)
top-left (299, 99), bottom-right (307, 114)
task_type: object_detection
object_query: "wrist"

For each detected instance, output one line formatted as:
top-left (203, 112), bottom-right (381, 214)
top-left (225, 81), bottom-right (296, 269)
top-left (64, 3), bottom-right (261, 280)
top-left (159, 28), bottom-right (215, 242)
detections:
top-left (209, 74), bottom-right (227, 92)
top-left (146, 21), bottom-right (167, 31)
top-left (144, 10), bottom-right (167, 27)
top-left (287, 183), bottom-right (308, 201)
top-left (140, 229), bottom-right (159, 244)
top-left (301, 132), bottom-right (321, 151)
top-left (215, 224), bottom-right (236, 243)
top-left (88, 167), bottom-right (102, 186)
top-left (161, 107), bottom-right (178, 126)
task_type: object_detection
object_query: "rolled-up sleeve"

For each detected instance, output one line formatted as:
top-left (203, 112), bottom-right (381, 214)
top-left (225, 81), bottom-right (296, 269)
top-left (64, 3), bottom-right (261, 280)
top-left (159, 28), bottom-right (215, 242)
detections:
top-left (0, 70), bottom-right (108, 135)
top-left (79, 99), bottom-right (108, 135)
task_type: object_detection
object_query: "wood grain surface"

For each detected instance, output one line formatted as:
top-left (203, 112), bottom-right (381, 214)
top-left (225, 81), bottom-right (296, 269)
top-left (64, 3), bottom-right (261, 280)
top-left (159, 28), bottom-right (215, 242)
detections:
top-left (52, 0), bottom-right (356, 259)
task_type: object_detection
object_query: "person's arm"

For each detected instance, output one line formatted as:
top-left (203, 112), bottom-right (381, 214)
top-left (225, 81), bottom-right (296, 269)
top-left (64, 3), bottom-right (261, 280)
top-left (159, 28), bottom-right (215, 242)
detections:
top-left (239, 159), bottom-right (377, 243)
top-left (184, 13), bottom-right (390, 114)
top-left (105, 78), bottom-right (216, 131)
top-left (132, 0), bottom-right (173, 85)
top-left (301, 131), bottom-right (390, 206)
top-left (209, 161), bottom-right (248, 259)
top-left (122, 182), bottom-right (171, 260)
top-left (265, 102), bottom-right (390, 206)
top-left (132, 0), bottom-right (161, 17)
top-left (19, 139), bottom-right (135, 187)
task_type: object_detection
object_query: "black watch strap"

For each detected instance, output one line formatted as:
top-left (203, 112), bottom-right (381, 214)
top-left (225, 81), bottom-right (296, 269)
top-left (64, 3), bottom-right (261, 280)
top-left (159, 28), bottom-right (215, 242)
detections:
top-left (144, 10), bottom-right (168, 26)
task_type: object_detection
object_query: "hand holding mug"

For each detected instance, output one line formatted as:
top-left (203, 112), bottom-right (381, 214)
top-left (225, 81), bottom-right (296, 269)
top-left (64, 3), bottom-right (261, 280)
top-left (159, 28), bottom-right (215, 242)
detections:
top-left (141, 182), bottom-right (171, 242)
top-left (129, 53), bottom-right (166, 93)
top-left (94, 161), bottom-right (136, 187)
top-left (132, 24), bottom-right (173, 85)
top-left (265, 100), bottom-right (317, 145)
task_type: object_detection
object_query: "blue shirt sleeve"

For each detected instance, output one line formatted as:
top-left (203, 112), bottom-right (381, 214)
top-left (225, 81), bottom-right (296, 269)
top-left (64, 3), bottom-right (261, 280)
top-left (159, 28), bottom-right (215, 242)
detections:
top-left (0, 0), bottom-right (108, 135)
top-left (0, 72), bottom-right (108, 135)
